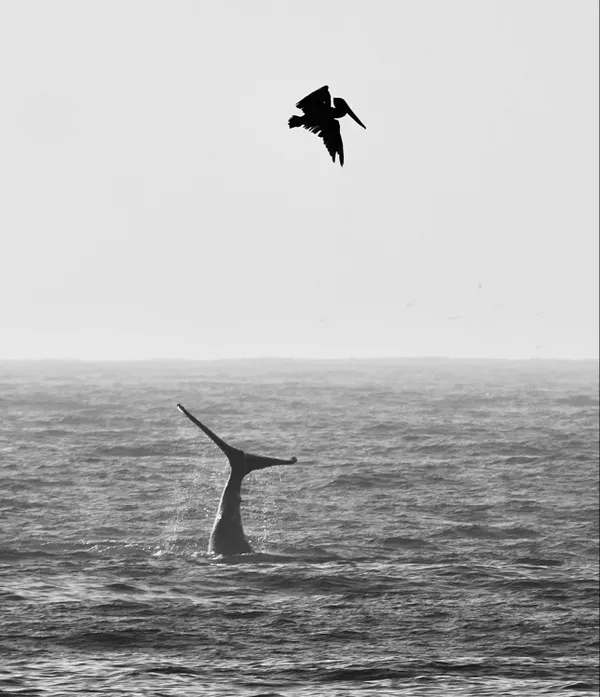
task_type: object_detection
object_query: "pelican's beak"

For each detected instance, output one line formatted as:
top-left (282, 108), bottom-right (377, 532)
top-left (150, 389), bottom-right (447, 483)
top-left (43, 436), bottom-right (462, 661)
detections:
top-left (346, 106), bottom-right (366, 129)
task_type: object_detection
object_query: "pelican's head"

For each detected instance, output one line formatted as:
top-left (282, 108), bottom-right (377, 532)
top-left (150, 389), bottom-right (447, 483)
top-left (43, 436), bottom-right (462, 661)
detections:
top-left (334, 97), bottom-right (366, 129)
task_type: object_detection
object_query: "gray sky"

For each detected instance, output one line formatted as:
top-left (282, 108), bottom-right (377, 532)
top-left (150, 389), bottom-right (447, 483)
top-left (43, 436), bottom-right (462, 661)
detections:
top-left (1, 1), bottom-right (598, 359)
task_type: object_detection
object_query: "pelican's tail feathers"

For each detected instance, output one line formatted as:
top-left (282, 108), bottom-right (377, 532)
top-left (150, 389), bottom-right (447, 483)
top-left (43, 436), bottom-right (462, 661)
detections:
top-left (288, 115), bottom-right (303, 128)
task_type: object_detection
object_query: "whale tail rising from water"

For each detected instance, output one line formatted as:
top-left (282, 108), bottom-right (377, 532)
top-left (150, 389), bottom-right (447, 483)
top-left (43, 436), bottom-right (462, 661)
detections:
top-left (176, 404), bottom-right (298, 556)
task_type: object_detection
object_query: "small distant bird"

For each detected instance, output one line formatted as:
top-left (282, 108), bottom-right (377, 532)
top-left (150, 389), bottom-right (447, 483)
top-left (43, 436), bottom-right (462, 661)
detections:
top-left (447, 315), bottom-right (460, 321)
top-left (288, 85), bottom-right (366, 166)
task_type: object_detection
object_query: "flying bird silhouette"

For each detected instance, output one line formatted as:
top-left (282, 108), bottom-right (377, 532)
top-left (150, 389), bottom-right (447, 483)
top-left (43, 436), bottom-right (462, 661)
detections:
top-left (288, 85), bottom-right (366, 166)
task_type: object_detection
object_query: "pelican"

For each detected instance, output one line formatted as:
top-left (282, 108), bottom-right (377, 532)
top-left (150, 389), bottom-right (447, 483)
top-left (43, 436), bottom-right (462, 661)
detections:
top-left (288, 85), bottom-right (366, 166)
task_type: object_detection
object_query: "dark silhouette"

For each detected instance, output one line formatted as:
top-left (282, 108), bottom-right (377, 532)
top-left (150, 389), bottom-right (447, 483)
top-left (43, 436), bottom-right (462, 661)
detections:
top-left (288, 85), bottom-right (366, 166)
top-left (177, 404), bottom-right (298, 556)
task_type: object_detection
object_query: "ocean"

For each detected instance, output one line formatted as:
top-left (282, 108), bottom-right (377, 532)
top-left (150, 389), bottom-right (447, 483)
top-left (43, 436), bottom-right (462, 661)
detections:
top-left (0, 359), bottom-right (598, 696)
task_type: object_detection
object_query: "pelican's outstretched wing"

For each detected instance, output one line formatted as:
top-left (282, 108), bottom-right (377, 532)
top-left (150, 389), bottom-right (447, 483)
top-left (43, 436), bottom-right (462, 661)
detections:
top-left (296, 85), bottom-right (331, 113)
top-left (319, 119), bottom-right (344, 166)
top-left (297, 118), bottom-right (344, 166)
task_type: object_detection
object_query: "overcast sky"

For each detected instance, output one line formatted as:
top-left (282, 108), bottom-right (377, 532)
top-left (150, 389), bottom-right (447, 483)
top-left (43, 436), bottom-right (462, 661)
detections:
top-left (1, 1), bottom-right (598, 359)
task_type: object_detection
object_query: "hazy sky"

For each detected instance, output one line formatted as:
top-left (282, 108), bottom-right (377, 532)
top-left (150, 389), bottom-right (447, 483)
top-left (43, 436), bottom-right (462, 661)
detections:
top-left (1, 1), bottom-right (598, 359)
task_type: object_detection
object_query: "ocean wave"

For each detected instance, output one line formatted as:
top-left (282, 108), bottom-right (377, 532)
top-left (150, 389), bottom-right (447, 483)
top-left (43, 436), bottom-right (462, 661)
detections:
top-left (503, 455), bottom-right (544, 465)
top-left (560, 682), bottom-right (599, 692)
top-left (104, 582), bottom-right (147, 593)
top-left (0, 547), bottom-right (57, 561)
top-left (507, 578), bottom-right (599, 592)
top-left (557, 395), bottom-right (599, 407)
top-left (434, 524), bottom-right (541, 540)
top-left (379, 535), bottom-right (432, 549)
top-left (61, 630), bottom-right (145, 648)
top-left (515, 556), bottom-right (564, 567)
top-left (0, 590), bottom-right (26, 602)
top-left (135, 665), bottom-right (201, 676)
top-left (94, 445), bottom-right (170, 458)
top-left (328, 473), bottom-right (392, 489)
top-left (319, 666), bottom-right (415, 681)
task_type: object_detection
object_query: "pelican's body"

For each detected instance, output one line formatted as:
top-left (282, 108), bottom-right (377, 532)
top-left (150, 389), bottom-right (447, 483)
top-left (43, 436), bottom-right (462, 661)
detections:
top-left (177, 404), bottom-right (298, 556)
top-left (288, 85), bottom-right (366, 166)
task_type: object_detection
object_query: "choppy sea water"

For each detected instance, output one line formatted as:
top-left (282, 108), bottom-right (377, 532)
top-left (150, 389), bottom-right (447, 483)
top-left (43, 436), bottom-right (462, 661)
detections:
top-left (0, 359), bottom-right (598, 696)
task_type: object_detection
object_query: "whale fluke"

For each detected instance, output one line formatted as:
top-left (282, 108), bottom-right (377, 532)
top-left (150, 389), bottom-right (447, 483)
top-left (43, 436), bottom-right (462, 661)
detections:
top-left (177, 404), bottom-right (298, 555)
top-left (177, 403), bottom-right (241, 458)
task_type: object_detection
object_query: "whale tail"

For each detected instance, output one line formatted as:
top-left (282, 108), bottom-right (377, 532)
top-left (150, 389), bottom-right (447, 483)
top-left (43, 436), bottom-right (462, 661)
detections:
top-left (177, 403), bottom-right (299, 556)
top-left (177, 404), bottom-right (297, 475)
top-left (177, 403), bottom-right (240, 457)
top-left (244, 451), bottom-right (298, 472)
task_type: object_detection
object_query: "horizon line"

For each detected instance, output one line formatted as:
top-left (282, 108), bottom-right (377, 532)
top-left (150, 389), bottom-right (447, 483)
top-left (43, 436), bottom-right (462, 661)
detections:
top-left (0, 355), bottom-right (598, 363)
